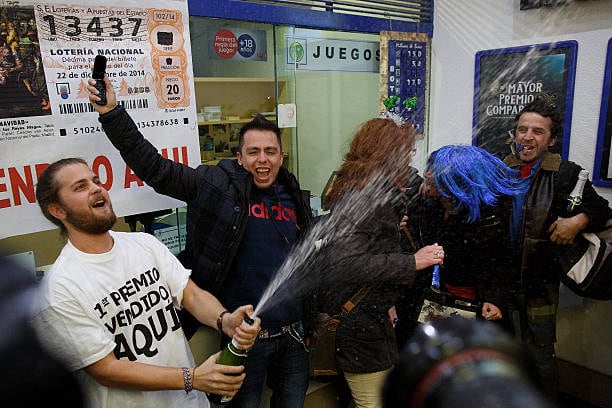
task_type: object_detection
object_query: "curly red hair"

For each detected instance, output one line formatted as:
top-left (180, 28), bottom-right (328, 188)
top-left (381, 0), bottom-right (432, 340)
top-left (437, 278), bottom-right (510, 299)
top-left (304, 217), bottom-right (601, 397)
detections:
top-left (325, 117), bottom-right (416, 209)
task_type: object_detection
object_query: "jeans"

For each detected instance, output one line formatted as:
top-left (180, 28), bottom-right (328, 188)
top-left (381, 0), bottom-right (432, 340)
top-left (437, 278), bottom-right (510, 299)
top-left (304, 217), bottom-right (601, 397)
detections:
top-left (226, 330), bottom-right (310, 408)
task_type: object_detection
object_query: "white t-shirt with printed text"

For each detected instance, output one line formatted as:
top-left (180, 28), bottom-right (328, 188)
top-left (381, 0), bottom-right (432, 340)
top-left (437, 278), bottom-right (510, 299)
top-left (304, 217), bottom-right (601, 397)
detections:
top-left (32, 231), bottom-right (209, 408)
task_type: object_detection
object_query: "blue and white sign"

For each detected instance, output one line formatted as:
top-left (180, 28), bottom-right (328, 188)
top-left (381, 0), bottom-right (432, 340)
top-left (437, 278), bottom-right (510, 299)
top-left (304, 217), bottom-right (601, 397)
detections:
top-left (286, 37), bottom-right (380, 72)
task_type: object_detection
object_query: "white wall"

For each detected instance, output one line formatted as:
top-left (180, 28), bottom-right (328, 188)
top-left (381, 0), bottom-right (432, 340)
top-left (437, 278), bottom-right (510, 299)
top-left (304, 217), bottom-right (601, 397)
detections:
top-left (430, 0), bottom-right (612, 376)
top-left (431, 0), bottom-right (612, 201)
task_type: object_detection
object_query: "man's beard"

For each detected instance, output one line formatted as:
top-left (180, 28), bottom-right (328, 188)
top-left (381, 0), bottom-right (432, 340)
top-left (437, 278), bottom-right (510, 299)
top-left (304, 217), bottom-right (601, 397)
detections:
top-left (65, 206), bottom-right (117, 235)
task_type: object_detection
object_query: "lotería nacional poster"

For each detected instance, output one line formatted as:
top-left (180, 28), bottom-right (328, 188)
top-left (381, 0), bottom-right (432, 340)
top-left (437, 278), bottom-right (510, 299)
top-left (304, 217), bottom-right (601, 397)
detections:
top-left (0, 0), bottom-right (199, 239)
top-left (473, 41), bottom-right (577, 159)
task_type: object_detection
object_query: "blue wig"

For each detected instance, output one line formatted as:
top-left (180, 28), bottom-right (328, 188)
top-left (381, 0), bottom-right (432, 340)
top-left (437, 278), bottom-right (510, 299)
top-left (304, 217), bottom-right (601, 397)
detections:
top-left (427, 145), bottom-right (520, 223)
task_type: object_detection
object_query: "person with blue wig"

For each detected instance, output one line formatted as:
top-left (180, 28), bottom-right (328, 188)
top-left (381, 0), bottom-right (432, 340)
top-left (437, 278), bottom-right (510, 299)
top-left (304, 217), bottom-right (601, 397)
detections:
top-left (425, 145), bottom-right (519, 223)
top-left (395, 144), bottom-right (521, 348)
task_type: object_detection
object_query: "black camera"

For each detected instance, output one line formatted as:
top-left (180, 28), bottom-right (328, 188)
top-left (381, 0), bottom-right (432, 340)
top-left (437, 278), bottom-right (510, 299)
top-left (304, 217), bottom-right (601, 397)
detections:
top-left (383, 317), bottom-right (556, 408)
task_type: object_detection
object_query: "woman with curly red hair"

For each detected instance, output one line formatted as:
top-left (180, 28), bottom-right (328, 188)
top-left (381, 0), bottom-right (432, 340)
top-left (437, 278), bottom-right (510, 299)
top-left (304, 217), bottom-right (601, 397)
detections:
top-left (315, 116), bottom-right (443, 408)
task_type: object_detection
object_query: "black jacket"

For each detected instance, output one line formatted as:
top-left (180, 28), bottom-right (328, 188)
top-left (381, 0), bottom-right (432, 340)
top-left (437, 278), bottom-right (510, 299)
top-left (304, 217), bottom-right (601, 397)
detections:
top-left (99, 106), bottom-right (313, 335)
top-left (499, 152), bottom-right (610, 344)
top-left (408, 198), bottom-right (508, 291)
top-left (313, 188), bottom-right (417, 373)
top-left (502, 152), bottom-right (609, 288)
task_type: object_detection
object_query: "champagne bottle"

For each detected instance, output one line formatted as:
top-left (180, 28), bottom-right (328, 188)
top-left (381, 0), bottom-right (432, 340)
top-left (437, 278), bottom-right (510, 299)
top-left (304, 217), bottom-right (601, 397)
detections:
top-left (556, 169), bottom-right (592, 274)
top-left (207, 316), bottom-right (254, 405)
top-left (567, 169), bottom-right (589, 215)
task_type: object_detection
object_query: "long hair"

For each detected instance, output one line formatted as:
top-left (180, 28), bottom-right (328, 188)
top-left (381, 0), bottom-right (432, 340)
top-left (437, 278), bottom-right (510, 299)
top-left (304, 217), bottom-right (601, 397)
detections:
top-left (427, 145), bottom-right (519, 223)
top-left (324, 117), bottom-right (416, 209)
top-left (35, 157), bottom-right (88, 234)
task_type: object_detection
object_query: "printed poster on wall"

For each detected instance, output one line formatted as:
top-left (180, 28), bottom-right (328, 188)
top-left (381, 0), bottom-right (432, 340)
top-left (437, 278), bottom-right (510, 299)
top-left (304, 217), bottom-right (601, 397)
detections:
top-left (593, 38), bottom-right (612, 187)
top-left (473, 41), bottom-right (577, 159)
top-left (379, 31), bottom-right (430, 139)
top-left (0, 0), bottom-right (200, 239)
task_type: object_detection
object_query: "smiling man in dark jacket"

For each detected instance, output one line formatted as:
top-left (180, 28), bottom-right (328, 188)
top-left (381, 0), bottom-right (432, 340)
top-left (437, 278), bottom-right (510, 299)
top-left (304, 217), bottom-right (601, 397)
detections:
top-left (500, 96), bottom-right (609, 401)
top-left (87, 77), bottom-right (313, 408)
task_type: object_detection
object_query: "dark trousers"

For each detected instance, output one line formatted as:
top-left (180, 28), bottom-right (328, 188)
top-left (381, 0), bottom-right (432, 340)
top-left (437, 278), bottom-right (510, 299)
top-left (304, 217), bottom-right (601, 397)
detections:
top-left (525, 341), bottom-right (559, 402)
top-left (225, 333), bottom-right (310, 408)
top-left (510, 306), bottom-right (559, 402)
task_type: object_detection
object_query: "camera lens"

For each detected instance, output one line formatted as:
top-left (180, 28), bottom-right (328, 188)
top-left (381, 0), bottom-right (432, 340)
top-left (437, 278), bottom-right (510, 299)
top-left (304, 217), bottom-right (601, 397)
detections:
top-left (383, 317), bottom-right (555, 408)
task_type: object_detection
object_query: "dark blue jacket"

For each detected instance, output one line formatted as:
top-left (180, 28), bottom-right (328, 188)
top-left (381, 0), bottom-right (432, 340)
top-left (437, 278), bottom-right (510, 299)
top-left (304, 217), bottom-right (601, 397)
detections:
top-left (99, 106), bottom-right (313, 335)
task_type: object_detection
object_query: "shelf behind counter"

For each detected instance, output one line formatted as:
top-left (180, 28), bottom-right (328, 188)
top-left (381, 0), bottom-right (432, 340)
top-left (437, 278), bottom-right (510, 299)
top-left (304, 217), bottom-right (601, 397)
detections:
top-left (193, 76), bottom-right (288, 168)
top-left (197, 116), bottom-right (276, 127)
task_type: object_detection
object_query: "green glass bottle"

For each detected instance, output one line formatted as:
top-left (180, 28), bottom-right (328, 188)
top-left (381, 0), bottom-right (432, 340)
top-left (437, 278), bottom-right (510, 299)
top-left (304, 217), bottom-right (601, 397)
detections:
top-left (207, 316), bottom-right (254, 405)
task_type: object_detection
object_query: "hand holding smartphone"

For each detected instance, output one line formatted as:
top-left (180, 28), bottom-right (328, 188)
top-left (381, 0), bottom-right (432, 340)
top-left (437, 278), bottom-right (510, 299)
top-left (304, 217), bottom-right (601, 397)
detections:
top-left (92, 55), bottom-right (107, 106)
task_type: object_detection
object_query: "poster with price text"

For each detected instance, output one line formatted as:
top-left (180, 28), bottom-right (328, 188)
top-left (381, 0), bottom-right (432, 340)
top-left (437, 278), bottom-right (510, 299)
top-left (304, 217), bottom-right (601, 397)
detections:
top-left (0, 0), bottom-right (199, 239)
top-left (379, 31), bottom-right (430, 139)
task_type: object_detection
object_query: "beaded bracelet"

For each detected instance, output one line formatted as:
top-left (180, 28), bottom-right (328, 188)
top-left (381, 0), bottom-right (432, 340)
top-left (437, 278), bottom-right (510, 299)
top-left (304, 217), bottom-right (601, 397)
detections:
top-left (217, 310), bottom-right (230, 333)
top-left (182, 367), bottom-right (193, 393)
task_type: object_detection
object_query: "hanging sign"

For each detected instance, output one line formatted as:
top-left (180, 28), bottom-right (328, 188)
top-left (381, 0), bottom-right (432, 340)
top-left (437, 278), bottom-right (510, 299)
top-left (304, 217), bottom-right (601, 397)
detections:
top-left (379, 31), bottom-right (430, 138)
top-left (286, 37), bottom-right (379, 72)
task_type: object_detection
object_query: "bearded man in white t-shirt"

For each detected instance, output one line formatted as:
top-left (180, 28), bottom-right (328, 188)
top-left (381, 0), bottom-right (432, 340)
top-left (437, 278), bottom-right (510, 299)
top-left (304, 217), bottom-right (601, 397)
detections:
top-left (31, 157), bottom-right (261, 408)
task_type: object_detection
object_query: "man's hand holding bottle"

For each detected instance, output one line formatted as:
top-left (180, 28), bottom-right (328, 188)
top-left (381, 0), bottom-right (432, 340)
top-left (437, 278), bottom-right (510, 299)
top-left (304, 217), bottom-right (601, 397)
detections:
top-left (195, 307), bottom-right (260, 400)
top-left (219, 305), bottom-right (260, 350)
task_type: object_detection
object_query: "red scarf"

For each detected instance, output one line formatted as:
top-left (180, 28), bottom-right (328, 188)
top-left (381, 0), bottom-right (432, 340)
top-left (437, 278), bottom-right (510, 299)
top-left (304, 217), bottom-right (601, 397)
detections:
top-left (520, 162), bottom-right (536, 179)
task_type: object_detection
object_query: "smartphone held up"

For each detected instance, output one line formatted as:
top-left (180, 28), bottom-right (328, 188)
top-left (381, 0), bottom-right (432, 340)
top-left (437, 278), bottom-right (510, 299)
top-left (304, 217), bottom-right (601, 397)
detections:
top-left (92, 55), bottom-right (107, 106)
